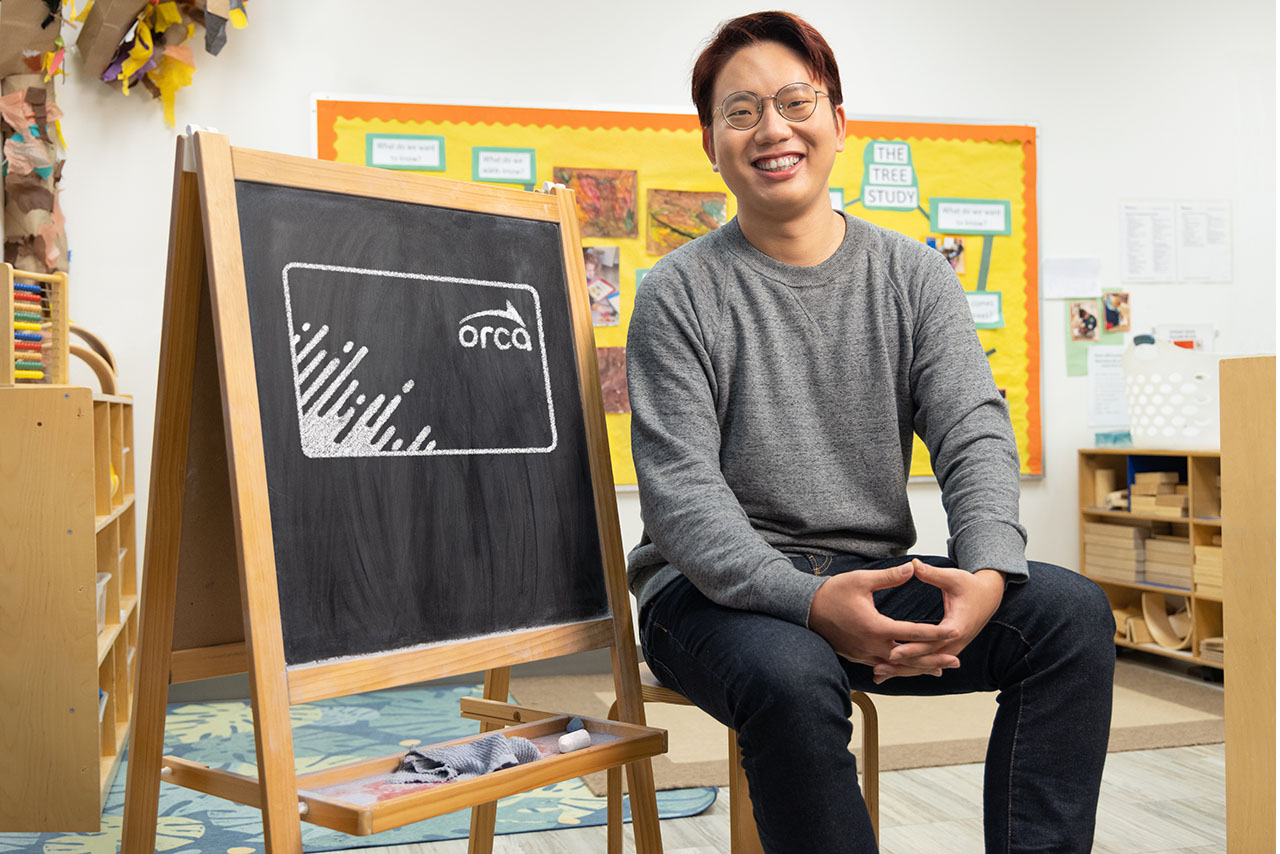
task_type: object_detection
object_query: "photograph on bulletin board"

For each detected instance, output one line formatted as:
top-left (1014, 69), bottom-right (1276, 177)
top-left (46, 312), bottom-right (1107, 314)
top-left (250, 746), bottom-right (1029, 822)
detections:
top-left (315, 99), bottom-right (1041, 482)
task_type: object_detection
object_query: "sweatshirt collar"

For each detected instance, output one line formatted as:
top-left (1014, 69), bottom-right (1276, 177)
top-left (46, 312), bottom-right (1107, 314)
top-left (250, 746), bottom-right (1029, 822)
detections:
top-left (722, 211), bottom-right (868, 288)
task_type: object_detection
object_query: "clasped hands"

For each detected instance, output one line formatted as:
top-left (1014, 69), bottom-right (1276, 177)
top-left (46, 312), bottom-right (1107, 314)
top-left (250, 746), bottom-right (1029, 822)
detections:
top-left (807, 558), bottom-right (1005, 684)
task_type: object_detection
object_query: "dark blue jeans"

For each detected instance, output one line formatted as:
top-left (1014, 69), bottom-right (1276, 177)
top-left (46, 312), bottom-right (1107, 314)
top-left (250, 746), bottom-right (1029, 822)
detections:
top-left (639, 555), bottom-right (1115, 853)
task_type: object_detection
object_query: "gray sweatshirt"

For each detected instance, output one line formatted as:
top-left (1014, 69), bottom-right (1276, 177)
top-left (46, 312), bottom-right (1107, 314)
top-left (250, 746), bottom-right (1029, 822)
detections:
top-left (625, 213), bottom-right (1027, 627)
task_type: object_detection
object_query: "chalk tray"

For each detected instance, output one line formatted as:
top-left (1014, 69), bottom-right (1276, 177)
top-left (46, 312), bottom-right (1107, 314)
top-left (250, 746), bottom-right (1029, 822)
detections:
top-left (158, 710), bottom-right (666, 836)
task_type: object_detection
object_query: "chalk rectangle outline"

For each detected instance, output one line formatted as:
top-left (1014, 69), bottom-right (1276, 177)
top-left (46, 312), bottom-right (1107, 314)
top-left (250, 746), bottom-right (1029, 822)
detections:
top-left (281, 262), bottom-right (558, 457)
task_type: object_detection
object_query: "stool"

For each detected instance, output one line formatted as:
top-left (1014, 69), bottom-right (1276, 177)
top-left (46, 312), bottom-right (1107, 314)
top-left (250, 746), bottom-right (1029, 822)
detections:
top-left (606, 664), bottom-right (879, 854)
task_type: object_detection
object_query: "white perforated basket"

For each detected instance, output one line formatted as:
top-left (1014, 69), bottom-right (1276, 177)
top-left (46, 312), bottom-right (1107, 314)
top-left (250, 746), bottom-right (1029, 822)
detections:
top-left (1123, 338), bottom-right (1219, 450)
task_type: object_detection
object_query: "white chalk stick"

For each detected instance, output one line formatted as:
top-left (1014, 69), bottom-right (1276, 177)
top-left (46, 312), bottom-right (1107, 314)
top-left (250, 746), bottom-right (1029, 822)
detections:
top-left (558, 729), bottom-right (592, 753)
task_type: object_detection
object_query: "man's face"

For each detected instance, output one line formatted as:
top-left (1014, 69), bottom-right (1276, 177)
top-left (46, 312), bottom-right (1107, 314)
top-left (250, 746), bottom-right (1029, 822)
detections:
top-left (702, 41), bottom-right (846, 224)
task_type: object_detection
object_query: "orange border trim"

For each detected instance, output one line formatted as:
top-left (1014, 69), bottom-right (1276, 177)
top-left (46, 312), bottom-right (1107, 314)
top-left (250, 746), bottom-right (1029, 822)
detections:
top-left (1020, 138), bottom-right (1042, 475)
top-left (315, 101), bottom-right (702, 162)
top-left (314, 99), bottom-right (1041, 476)
top-left (846, 120), bottom-right (1035, 146)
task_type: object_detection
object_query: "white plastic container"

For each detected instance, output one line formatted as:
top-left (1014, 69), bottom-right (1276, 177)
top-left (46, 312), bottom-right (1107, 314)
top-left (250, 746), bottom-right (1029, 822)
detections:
top-left (1123, 337), bottom-right (1219, 450)
top-left (96, 573), bottom-right (110, 635)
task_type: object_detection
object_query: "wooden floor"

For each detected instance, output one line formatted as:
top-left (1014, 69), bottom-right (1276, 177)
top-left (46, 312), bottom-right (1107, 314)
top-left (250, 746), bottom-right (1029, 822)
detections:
top-left (338, 743), bottom-right (1225, 854)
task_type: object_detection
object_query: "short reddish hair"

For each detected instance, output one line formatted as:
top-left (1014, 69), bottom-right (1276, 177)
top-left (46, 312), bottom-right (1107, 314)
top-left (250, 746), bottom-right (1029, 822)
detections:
top-left (691, 11), bottom-right (843, 128)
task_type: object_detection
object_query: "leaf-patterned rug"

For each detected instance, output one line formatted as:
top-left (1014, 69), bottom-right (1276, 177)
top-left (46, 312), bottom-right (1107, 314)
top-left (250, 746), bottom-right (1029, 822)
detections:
top-left (0, 683), bottom-right (714, 853)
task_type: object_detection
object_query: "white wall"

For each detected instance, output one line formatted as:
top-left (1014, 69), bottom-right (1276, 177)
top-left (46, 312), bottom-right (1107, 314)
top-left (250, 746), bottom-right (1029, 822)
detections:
top-left (55, 0), bottom-right (1275, 594)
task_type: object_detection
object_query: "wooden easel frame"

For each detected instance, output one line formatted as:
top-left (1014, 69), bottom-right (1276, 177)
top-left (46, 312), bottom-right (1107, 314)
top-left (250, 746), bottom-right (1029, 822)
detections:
top-left (122, 131), bottom-right (664, 853)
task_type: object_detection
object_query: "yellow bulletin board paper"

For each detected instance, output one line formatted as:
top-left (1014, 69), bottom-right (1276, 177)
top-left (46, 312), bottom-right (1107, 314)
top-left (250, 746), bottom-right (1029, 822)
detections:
top-left (315, 99), bottom-right (1041, 483)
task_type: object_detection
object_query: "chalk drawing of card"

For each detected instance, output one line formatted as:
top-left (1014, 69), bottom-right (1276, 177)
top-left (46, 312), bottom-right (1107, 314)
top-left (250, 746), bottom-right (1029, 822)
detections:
top-left (281, 262), bottom-right (556, 458)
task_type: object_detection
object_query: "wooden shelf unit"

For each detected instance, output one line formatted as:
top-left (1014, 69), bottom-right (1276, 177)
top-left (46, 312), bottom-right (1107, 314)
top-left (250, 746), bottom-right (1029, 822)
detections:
top-left (0, 385), bottom-right (138, 831)
top-left (1220, 355), bottom-right (1275, 852)
top-left (1078, 448), bottom-right (1223, 671)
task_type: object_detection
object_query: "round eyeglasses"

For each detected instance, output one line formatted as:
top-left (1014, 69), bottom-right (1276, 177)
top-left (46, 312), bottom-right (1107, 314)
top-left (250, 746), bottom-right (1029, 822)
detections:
top-left (715, 82), bottom-right (830, 131)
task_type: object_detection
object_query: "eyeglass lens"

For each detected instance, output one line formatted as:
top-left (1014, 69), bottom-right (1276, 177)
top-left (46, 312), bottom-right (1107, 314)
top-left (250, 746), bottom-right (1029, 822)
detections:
top-left (721, 83), bottom-right (820, 130)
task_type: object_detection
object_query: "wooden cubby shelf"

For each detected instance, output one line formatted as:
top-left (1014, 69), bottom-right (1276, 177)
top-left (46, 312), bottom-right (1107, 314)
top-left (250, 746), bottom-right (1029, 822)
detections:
top-left (0, 386), bottom-right (138, 831)
top-left (1079, 448), bottom-right (1224, 672)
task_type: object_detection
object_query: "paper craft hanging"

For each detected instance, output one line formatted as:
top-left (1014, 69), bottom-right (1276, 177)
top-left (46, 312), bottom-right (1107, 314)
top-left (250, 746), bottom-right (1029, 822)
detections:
top-left (0, 77), bottom-right (66, 273)
top-left (97, 0), bottom-right (247, 126)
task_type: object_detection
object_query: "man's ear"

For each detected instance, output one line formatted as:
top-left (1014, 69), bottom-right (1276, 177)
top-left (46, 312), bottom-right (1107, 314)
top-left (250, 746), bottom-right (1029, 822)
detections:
top-left (833, 104), bottom-right (847, 154)
top-left (702, 125), bottom-right (717, 170)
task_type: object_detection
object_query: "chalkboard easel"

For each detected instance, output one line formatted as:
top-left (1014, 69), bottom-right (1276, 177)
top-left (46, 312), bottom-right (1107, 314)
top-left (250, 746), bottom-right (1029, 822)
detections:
top-left (121, 131), bottom-right (665, 853)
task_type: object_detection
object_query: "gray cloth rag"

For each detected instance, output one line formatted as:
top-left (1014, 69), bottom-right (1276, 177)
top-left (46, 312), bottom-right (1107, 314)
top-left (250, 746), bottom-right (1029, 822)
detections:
top-left (390, 733), bottom-right (541, 784)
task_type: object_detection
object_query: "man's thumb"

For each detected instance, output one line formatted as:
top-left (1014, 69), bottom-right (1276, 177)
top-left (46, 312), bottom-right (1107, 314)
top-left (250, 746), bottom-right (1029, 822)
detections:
top-left (869, 561), bottom-right (915, 591)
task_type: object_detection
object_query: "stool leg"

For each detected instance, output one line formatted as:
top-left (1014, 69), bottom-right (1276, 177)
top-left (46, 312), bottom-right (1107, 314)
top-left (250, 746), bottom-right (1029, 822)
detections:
top-left (467, 667), bottom-right (510, 854)
top-left (851, 691), bottom-right (880, 842)
top-left (727, 729), bottom-right (766, 854)
top-left (607, 765), bottom-right (624, 854)
top-left (606, 700), bottom-right (623, 854)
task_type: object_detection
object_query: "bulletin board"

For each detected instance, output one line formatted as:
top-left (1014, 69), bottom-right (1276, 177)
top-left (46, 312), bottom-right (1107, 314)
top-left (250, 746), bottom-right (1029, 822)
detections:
top-left (315, 99), bottom-right (1041, 482)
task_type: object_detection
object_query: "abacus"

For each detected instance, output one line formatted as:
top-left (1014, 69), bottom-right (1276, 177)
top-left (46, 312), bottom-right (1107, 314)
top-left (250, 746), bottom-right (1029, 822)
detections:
top-left (4, 263), bottom-right (69, 385)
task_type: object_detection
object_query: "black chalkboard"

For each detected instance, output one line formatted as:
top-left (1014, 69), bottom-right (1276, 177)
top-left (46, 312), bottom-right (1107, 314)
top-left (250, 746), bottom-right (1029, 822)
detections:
top-left (233, 180), bottom-right (608, 665)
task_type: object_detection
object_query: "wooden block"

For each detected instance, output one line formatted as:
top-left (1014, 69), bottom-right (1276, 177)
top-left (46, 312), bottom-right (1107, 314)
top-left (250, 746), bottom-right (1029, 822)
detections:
top-left (1111, 606), bottom-right (1140, 635)
top-left (1126, 617), bottom-right (1154, 644)
top-left (1084, 522), bottom-right (1150, 542)
top-left (1130, 495), bottom-right (1160, 509)
top-left (1200, 636), bottom-right (1224, 653)
top-left (1084, 541), bottom-right (1145, 561)
top-left (1085, 531), bottom-right (1146, 548)
top-left (1085, 555), bottom-right (1140, 573)
top-left (1152, 506), bottom-right (1188, 518)
top-left (1085, 562), bottom-right (1141, 583)
top-left (1145, 564), bottom-right (1193, 584)
top-left (1155, 494), bottom-right (1189, 507)
top-left (1145, 560), bottom-right (1192, 575)
top-left (1134, 471), bottom-right (1180, 485)
top-left (1145, 555), bottom-right (1192, 570)
top-left (1212, 533), bottom-right (1222, 546)
top-left (1089, 568), bottom-right (1141, 585)
top-left (1176, 484), bottom-right (1190, 495)
top-left (1145, 563), bottom-right (1192, 576)
top-left (1085, 551), bottom-right (1143, 569)
top-left (1147, 539), bottom-right (1192, 556)
top-left (1093, 469), bottom-right (1117, 507)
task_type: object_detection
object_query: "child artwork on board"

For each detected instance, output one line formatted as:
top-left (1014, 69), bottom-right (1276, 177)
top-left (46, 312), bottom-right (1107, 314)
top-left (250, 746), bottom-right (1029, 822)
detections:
top-left (554, 167), bottom-right (638, 239)
top-left (1103, 291), bottom-right (1131, 333)
top-left (926, 235), bottom-right (965, 273)
top-left (596, 346), bottom-right (630, 413)
top-left (647, 189), bottom-right (726, 255)
top-left (1070, 300), bottom-right (1102, 342)
top-left (584, 246), bottom-right (621, 327)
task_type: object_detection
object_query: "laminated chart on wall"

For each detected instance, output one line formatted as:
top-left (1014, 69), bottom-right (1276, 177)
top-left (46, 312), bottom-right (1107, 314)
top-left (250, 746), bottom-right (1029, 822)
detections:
top-left (316, 101), bottom-right (1041, 480)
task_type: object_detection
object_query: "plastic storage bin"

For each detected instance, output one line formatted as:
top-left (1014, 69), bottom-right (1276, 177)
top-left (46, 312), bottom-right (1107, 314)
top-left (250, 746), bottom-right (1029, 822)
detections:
top-left (96, 572), bottom-right (110, 635)
top-left (1124, 337), bottom-right (1220, 450)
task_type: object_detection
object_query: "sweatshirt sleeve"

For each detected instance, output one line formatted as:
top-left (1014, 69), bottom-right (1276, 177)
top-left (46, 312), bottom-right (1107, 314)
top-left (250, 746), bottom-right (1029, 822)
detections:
top-left (908, 252), bottom-right (1029, 580)
top-left (627, 265), bottom-right (826, 625)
